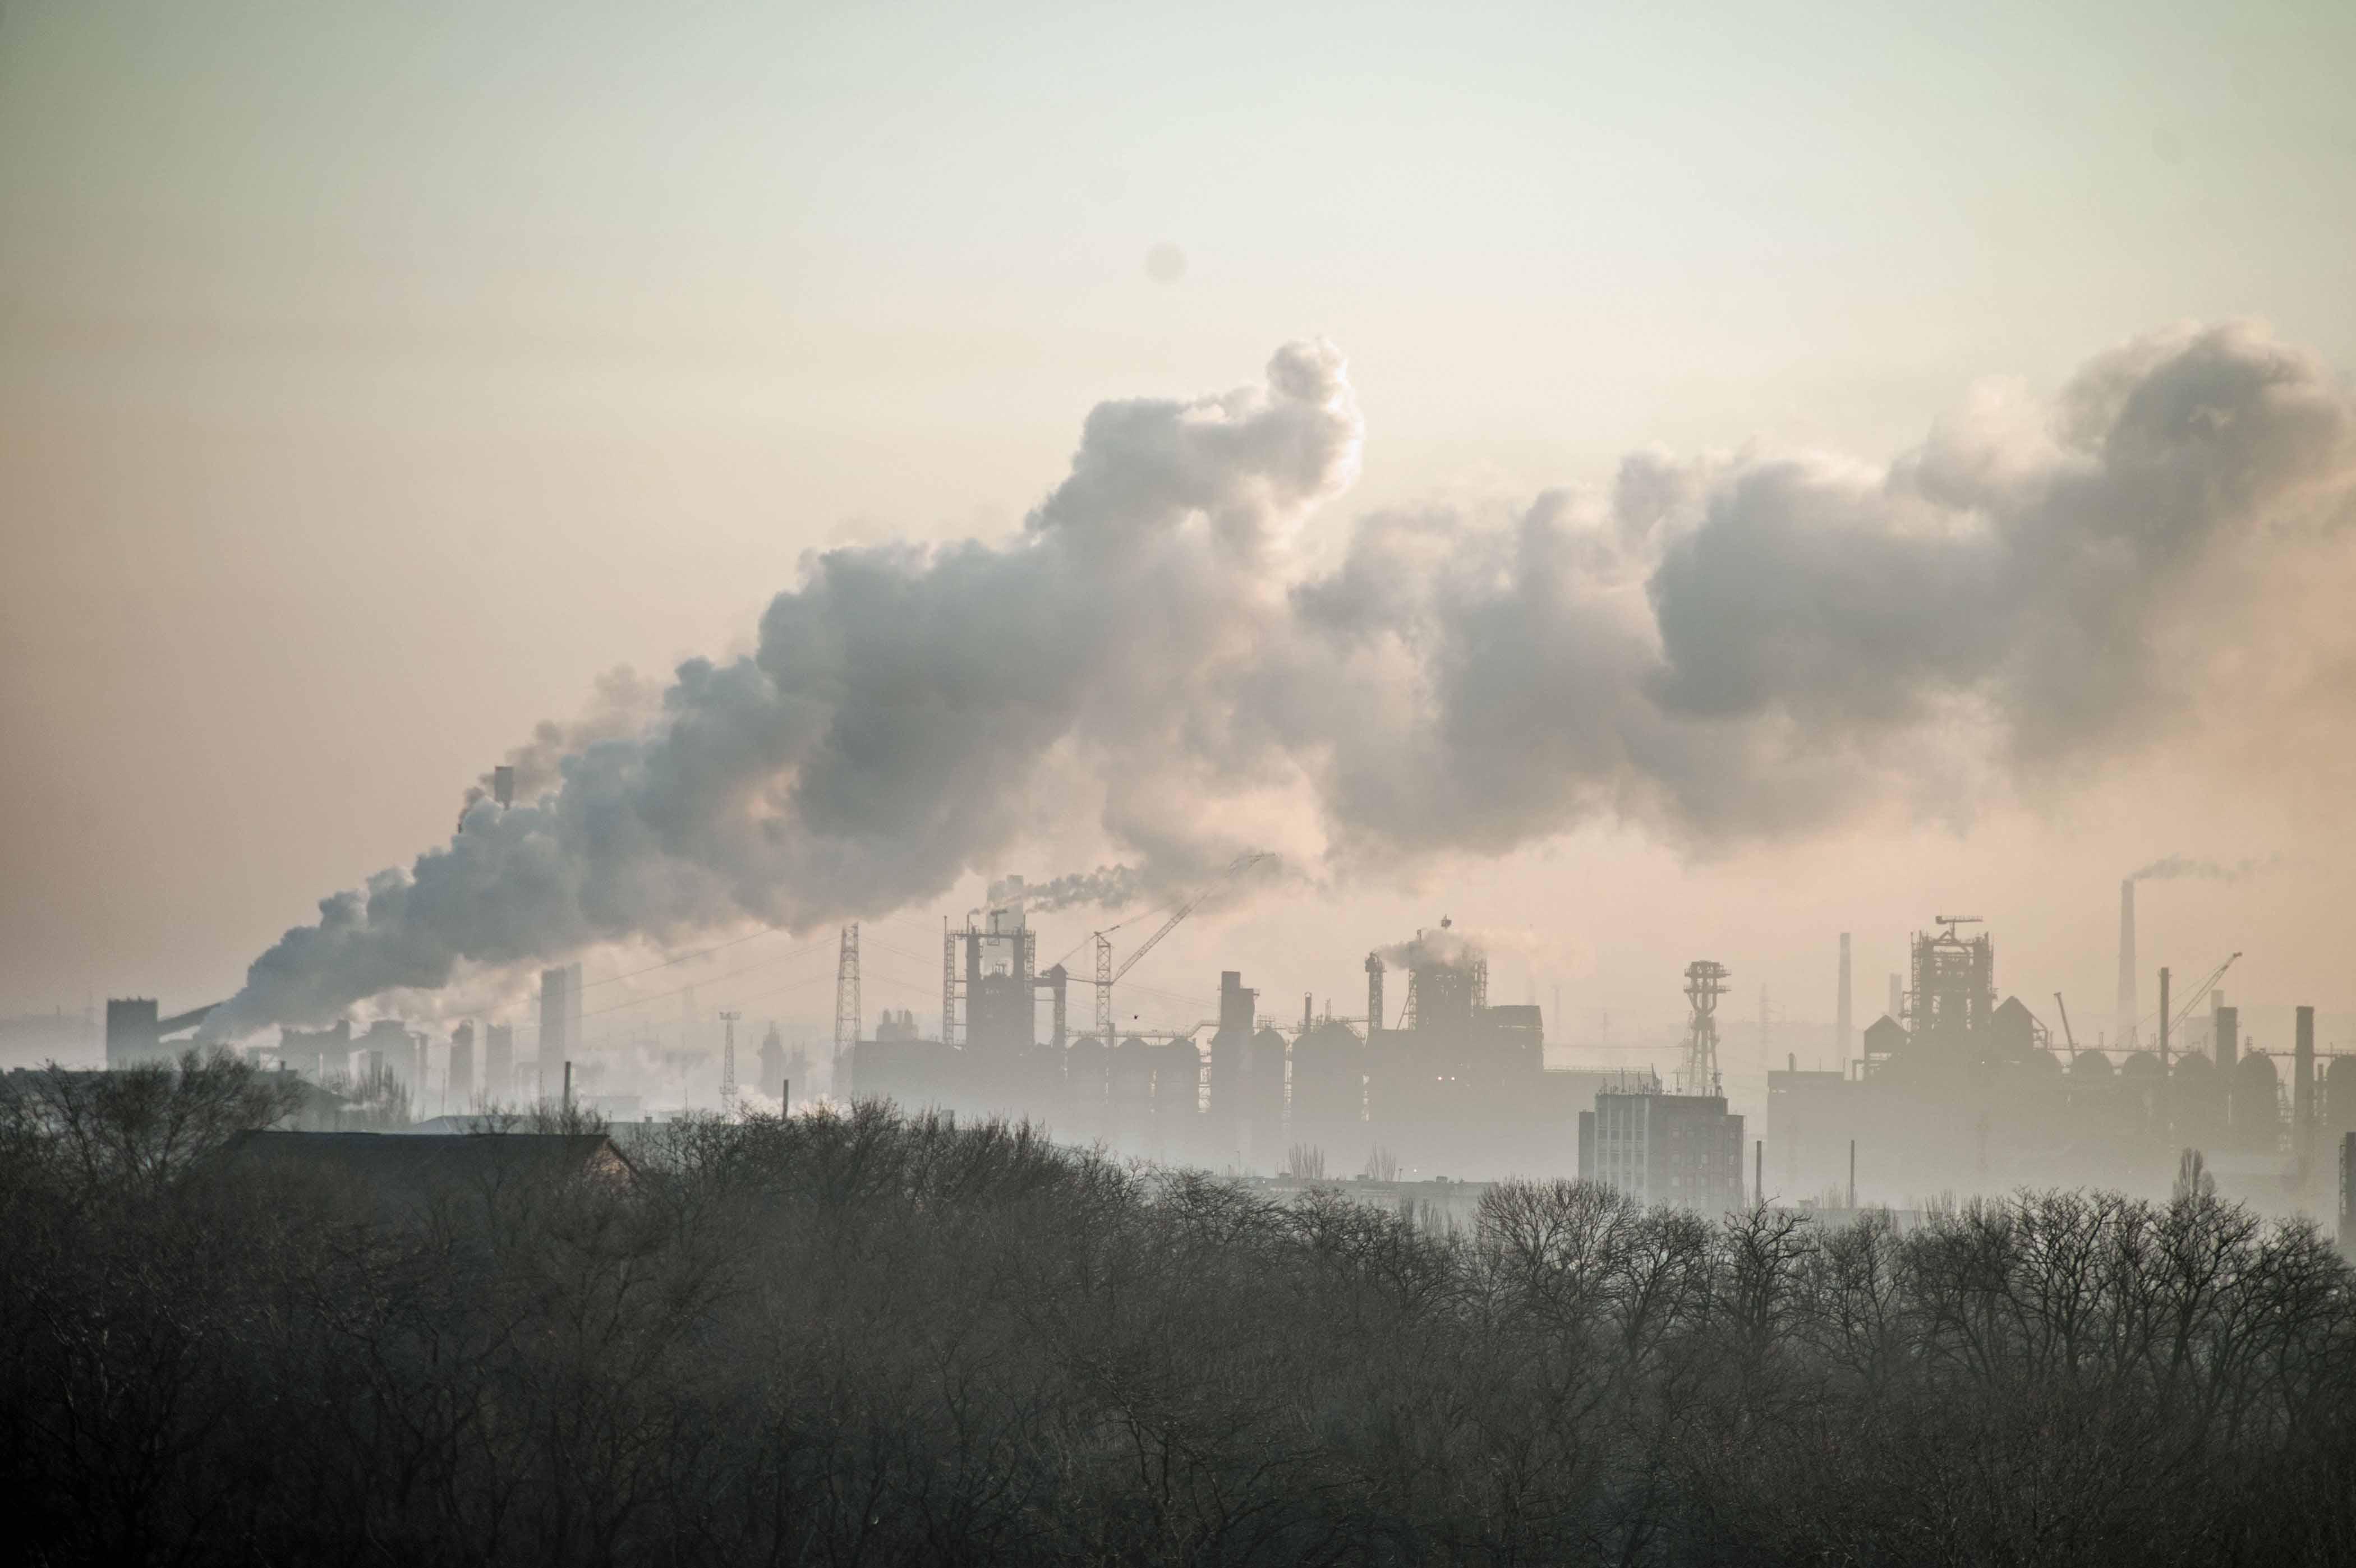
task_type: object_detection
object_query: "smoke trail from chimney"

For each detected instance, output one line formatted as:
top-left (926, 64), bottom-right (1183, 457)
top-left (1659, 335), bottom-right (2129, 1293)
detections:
top-left (2130, 853), bottom-right (2275, 883)
top-left (201, 323), bottom-right (2356, 1037)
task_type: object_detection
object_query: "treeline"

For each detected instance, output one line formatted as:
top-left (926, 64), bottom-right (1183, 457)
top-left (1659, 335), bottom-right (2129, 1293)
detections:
top-left (3, 1054), bottom-right (2353, 1566)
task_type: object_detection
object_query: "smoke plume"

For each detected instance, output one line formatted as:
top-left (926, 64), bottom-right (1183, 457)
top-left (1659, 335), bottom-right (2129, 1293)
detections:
top-left (990, 867), bottom-right (1149, 916)
top-left (1378, 924), bottom-right (1484, 971)
top-left (2130, 854), bottom-right (2275, 883)
top-left (458, 667), bottom-right (659, 816)
top-left (206, 322), bottom-right (2356, 1037)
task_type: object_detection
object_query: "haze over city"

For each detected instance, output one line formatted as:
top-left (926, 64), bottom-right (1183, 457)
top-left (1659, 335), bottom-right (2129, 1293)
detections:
top-left (8, 3), bottom-right (2355, 1071)
top-left (10, 6), bottom-right (2356, 1564)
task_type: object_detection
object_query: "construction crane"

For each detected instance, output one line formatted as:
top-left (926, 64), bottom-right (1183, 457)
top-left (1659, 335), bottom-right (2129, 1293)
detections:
top-left (2163, 951), bottom-right (2242, 1048)
top-left (2053, 992), bottom-right (2078, 1059)
top-left (1092, 851), bottom-right (1272, 1041)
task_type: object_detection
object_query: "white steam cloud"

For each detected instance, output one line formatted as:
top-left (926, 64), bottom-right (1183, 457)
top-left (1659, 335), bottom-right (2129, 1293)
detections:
top-left (1378, 924), bottom-right (1485, 971)
top-left (990, 867), bottom-right (1150, 916)
top-left (206, 323), bottom-right (2356, 1037)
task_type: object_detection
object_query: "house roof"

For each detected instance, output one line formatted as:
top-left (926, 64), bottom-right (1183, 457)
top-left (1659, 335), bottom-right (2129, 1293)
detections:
top-left (226, 1130), bottom-right (634, 1208)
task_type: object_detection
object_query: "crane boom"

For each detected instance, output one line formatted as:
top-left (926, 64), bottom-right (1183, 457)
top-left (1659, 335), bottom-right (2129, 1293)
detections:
top-left (2053, 991), bottom-right (2078, 1056)
top-left (1113, 898), bottom-right (1200, 984)
top-left (2164, 951), bottom-right (2242, 1042)
top-left (1090, 852), bottom-right (1273, 1036)
top-left (1112, 852), bottom-right (1271, 983)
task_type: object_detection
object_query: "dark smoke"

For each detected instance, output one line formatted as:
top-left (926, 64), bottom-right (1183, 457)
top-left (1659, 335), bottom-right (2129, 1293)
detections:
top-left (206, 323), bottom-right (2356, 1037)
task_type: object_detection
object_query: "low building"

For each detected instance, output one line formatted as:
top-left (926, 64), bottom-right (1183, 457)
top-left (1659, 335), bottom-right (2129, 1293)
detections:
top-left (226, 1130), bottom-right (635, 1218)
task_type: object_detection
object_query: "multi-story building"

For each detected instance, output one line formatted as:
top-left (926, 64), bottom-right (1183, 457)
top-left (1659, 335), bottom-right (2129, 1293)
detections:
top-left (1580, 1088), bottom-right (1746, 1212)
top-left (485, 1023), bottom-right (514, 1099)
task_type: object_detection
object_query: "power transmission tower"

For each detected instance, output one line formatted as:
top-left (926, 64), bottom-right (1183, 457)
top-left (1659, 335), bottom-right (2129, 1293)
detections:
top-left (1094, 932), bottom-right (1114, 1044)
top-left (1682, 960), bottom-right (1731, 1096)
top-left (719, 1011), bottom-right (739, 1117)
top-left (835, 924), bottom-right (861, 1055)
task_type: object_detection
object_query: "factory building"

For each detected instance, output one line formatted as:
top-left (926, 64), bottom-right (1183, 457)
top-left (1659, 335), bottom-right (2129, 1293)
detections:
top-left (1573, 956), bottom-right (1747, 1212)
top-left (272, 1020), bottom-right (353, 1080)
top-left (832, 905), bottom-right (1720, 1180)
top-left (448, 1021), bottom-right (475, 1102)
top-left (2341, 1131), bottom-right (2356, 1257)
top-left (1579, 1090), bottom-right (1745, 1212)
top-left (484, 1023), bottom-right (514, 1099)
top-left (358, 1018), bottom-right (421, 1088)
top-left (1359, 927), bottom-right (1563, 1177)
top-left (104, 997), bottom-right (218, 1068)
top-left (838, 889), bottom-right (1075, 1124)
top-left (1769, 916), bottom-right (2330, 1206)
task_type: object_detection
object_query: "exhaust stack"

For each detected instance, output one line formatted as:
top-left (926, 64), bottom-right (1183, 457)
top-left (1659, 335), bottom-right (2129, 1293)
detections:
top-left (2114, 879), bottom-right (2139, 1049)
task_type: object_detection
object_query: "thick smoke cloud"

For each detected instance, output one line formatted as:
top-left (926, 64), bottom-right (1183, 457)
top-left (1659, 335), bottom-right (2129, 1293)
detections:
top-left (458, 667), bottom-right (658, 817)
top-left (208, 343), bottom-right (1362, 1034)
top-left (208, 323), bottom-right (2356, 1036)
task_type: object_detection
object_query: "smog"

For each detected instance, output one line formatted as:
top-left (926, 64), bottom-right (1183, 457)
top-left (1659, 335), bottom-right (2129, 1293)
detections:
top-left (12, 5), bottom-right (2356, 1561)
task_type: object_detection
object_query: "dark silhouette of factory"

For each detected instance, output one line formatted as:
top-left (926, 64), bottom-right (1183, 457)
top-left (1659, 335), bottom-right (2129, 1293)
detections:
top-left (838, 886), bottom-right (1711, 1189)
top-left (104, 878), bottom-right (2356, 1225)
top-left (1770, 915), bottom-right (2347, 1207)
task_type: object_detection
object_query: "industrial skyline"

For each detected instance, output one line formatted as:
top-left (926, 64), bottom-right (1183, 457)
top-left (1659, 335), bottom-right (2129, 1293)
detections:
top-left (9, 7), bottom-right (2356, 1559)
top-left (76, 880), bottom-right (2355, 1219)
top-left (10, 11), bottom-right (2356, 1051)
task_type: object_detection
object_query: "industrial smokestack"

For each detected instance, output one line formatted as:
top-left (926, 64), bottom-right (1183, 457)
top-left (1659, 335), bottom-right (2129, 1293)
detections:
top-left (2295, 1005), bottom-right (2316, 1174)
top-left (1836, 933), bottom-right (1853, 1062)
top-left (2115, 880), bottom-right (2139, 1050)
top-left (1888, 973), bottom-right (1902, 1022)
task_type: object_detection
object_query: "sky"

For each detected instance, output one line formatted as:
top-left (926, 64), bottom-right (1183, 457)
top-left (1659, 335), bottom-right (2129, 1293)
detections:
top-left (5, 1), bottom-right (2356, 1081)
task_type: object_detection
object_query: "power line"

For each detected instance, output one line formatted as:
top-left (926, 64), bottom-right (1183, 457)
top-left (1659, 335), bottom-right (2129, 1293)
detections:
top-left (577, 924), bottom-right (792, 991)
top-left (578, 932), bottom-right (836, 1020)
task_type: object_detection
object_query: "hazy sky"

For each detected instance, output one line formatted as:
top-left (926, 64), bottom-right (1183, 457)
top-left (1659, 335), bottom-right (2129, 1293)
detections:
top-left (6, 1), bottom-right (2355, 1069)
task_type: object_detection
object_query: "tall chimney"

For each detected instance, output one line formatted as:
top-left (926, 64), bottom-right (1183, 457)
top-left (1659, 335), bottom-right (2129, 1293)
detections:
top-left (2294, 1005), bottom-right (2316, 1173)
top-left (1888, 972), bottom-right (1902, 1021)
top-left (1836, 933), bottom-right (1853, 1063)
top-left (2115, 879), bottom-right (2139, 1049)
top-left (2215, 1005), bottom-right (2238, 1072)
